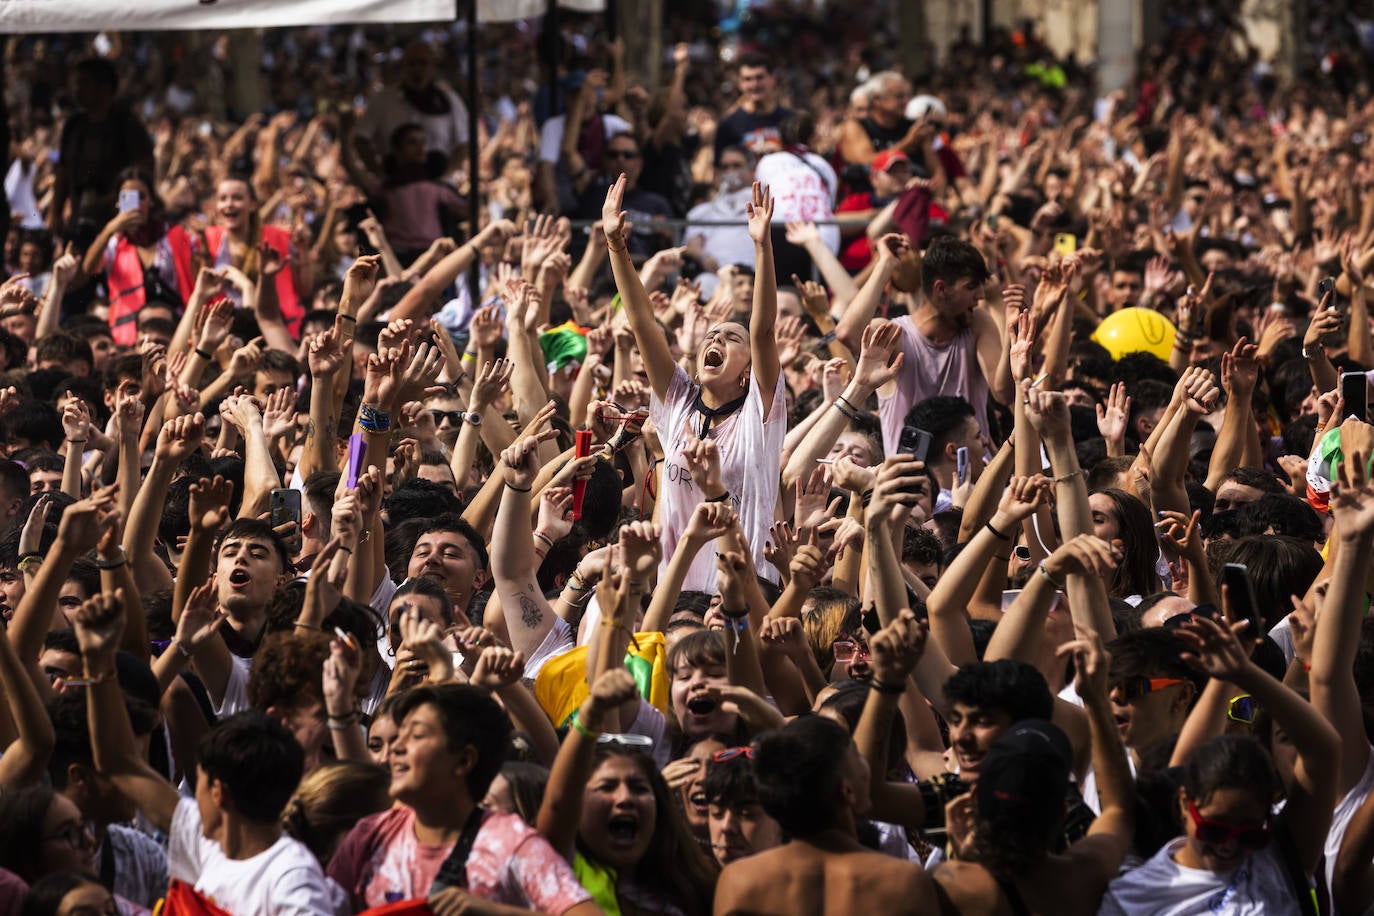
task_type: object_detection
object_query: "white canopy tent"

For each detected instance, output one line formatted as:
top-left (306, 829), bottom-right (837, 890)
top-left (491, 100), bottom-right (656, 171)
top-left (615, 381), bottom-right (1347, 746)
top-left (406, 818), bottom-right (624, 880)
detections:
top-left (0, 0), bottom-right (603, 32)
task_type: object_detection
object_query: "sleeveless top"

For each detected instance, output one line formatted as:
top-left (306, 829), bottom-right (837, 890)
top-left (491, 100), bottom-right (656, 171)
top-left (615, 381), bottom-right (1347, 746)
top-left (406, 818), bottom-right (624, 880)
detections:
top-left (878, 314), bottom-right (990, 456)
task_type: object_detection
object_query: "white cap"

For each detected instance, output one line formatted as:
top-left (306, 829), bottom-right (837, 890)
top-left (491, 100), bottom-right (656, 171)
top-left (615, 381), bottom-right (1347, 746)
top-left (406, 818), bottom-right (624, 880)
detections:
top-left (906, 94), bottom-right (947, 122)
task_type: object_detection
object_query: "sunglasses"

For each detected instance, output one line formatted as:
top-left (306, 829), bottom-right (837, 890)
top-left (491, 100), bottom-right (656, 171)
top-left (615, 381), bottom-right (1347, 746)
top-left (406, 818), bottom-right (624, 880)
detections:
top-left (430, 409), bottom-right (464, 426)
top-left (1187, 799), bottom-right (1270, 850)
top-left (831, 633), bottom-right (870, 665)
top-left (1228, 694), bottom-right (1260, 725)
top-left (712, 746), bottom-right (755, 764)
top-left (605, 149), bottom-right (641, 160)
top-left (597, 732), bottom-right (654, 749)
top-left (1110, 677), bottom-right (1184, 702)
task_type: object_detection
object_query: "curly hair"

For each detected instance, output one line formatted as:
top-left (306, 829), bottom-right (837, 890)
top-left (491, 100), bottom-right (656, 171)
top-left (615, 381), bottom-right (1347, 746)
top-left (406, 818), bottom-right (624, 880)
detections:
top-left (247, 630), bottom-right (330, 712)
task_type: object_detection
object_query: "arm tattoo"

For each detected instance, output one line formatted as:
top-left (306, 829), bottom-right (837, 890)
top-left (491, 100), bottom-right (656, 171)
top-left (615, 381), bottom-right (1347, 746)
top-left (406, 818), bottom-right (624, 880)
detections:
top-left (518, 594), bottom-right (543, 629)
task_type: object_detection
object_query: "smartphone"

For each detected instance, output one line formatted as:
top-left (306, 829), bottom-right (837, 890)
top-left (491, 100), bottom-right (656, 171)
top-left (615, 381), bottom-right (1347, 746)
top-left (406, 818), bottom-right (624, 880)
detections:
top-left (986, 214), bottom-right (1000, 231)
top-left (956, 447), bottom-right (969, 486)
top-left (198, 120), bottom-right (213, 138)
top-left (1342, 371), bottom-right (1368, 422)
top-left (269, 488), bottom-right (302, 530)
top-left (1053, 232), bottom-right (1078, 256)
top-left (1221, 563), bottom-right (1263, 635)
top-left (118, 190), bottom-right (140, 213)
top-left (1320, 276), bottom-right (1337, 307)
top-left (898, 425), bottom-right (933, 463)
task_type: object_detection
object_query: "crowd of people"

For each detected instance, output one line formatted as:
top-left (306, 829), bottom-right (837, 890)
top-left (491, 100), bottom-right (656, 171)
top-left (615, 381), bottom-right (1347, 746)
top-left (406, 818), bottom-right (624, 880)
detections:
top-left (3, 1), bottom-right (1374, 913)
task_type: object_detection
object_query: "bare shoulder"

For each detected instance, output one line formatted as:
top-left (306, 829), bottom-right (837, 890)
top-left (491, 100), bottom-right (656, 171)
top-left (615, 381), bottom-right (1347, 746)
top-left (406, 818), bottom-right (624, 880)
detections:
top-left (932, 859), bottom-right (995, 914)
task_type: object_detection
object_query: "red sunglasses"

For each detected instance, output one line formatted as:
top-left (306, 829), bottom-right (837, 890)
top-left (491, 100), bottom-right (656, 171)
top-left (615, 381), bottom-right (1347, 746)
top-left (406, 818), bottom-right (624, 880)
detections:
top-left (1187, 800), bottom-right (1270, 850)
top-left (712, 747), bottom-right (755, 764)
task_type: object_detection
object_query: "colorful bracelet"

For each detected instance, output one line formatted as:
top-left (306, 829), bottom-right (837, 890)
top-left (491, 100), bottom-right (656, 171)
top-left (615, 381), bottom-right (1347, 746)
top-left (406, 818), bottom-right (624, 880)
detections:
top-left (358, 403), bottom-right (392, 434)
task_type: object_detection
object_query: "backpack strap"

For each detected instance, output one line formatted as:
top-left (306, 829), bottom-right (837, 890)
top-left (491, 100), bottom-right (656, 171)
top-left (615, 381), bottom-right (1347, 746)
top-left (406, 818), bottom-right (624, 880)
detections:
top-left (427, 806), bottom-right (487, 894)
top-left (1275, 817), bottom-right (1322, 916)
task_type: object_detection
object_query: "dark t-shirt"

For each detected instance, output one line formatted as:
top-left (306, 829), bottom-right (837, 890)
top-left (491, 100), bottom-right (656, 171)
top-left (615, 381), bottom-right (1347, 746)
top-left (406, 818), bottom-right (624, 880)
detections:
top-left (58, 103), bottom-right (154, 215)
top-left (576, 184), bottom-right (673, 256)
top-left (860, 115), bottom-right (912, 154)
top-left (714, 106), bottom-right (795, 159)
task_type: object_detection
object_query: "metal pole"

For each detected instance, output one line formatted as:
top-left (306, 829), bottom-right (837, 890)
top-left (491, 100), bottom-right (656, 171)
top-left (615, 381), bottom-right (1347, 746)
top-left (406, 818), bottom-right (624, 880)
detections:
top-left (466, 0), bottom-right (481, 307)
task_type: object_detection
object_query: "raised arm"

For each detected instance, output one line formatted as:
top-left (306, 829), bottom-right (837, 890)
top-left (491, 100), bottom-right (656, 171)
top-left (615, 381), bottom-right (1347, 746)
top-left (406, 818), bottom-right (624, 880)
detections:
top-left (0, 594), bottom-right (55, 789)
top-left (489, 433), bottom-right (560, 661)
top-left (782, 321), bottom-right (902, 488)
top-left (745, 182), bottom-right (780, 414)
top-left (835, 234), bottom-right (905, 353)
top-left (855, 611), bottom-right (931, 828)
top-left (1205, 338), bottom-right (1260, 492)
top-left (388, 220), bottom-right (514, 324)
top-left (1314, 465), bottom-right (1374, 795)
top-left (75, 590), bottom-right (181, 833)
top-left (1183, 612), bottom-right (1339, 873)
top-left (1057, 628), bottom-right (1134, 884)
top-left (602, 176), bottom-right (676, 401)
top-left (536, 669), bottom-right (640, 855)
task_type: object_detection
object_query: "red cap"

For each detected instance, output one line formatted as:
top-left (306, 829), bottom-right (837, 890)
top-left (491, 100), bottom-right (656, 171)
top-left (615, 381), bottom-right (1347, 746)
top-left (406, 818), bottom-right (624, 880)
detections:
top-left (871, 148), bottom-right (911, 174)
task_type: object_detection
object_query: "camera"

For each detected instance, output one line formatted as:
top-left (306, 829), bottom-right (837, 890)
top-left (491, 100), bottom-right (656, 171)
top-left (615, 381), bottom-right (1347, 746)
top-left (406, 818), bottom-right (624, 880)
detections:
top-left (916, 772), bottom-right (970, 828)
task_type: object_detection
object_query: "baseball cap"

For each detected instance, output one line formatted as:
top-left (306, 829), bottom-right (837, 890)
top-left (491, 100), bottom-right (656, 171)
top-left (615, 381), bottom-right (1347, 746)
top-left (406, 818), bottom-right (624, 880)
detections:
top-left (974, 719), bottom-right (1071, 820)
top-left (871, 149), bottom-right (911, 174)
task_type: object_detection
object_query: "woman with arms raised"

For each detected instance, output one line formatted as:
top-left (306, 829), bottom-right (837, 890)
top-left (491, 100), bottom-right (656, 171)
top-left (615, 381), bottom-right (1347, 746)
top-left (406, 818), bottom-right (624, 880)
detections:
top-left (602, 175), bottom-right (783, 591)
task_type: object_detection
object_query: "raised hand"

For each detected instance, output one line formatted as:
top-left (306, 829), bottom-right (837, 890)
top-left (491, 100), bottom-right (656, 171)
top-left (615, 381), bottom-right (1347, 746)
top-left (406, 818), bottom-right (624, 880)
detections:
top-left (1008, 310), bottom-right (1035, 384)
top-left (602, 175), bottom-right (630, 247)
top-left (783, 221), bottom-right (821, 247)
top-left (156, 412), bottom-right (205, 461)
top-left (1023, 380), bottom-right (1071, 442)
top-left (61, 393), bottom-right (92, 445)
top-left (1056, 625), bottom-right (1111, 707)
top-left (1220, 337), bottom-right (1260, 394)
top-left (470, 358), bottom-right (514, 411)
top-left (470, 645), bottom-right (527, 691)
top-left (776, 315), bottom-right (805, 368)
top-left (583, 668), bottom-right (639, 727)
top-left (682, 437), bottom-right (725, 498)
top-left (536, 487), bottom-right (576, 543)
top-left (322, 634), bottom-right (362, 712)
top-left (682, 501), bottom-right (737, 545)
top-left (500, 433), bottom-right (550, 491)
top-left (72, 589), bottom-right (127, 659)
top-left (344, 253), bottom-right (382, 305)
top-left (1095, 382), bottom-right (1131, 446)
top-left (1180, 613), bottom-right (1256, 682)
top-left (1155, 509), bottom-right (1203, 559)
top-left (197, 298), bottom-right (235, 353)
top-left (868, 610), bottom-right (927, 687)
top-left (176, 576), bottom-right (229, 651)
top-left (852, 320), bottom-right (904, 393)
top-left (745, 181), bottom-right (775, 244)
top-left (396, 606), bottom-right (454, 682)
top-left (831, 454), bottom-right (876, 495)
top-left (307, 324), bottom-right (345, 379)
top-left (1043, 533), bottom-right (1120, 580)
top-left (619, 520), bottom-right (662, 581)
top-left (1331, 444), bottom-right (1374, 541)
top-left (757, 616), bottom-right (811, 658)
top-left (996, 474), bottom-right (1050, 524)
top-left (57, 484), bottom-right (120, 553)
top-left (261, 388), bottom-right (298, 444)
top-left (188, 475), bottom-right (234, 534)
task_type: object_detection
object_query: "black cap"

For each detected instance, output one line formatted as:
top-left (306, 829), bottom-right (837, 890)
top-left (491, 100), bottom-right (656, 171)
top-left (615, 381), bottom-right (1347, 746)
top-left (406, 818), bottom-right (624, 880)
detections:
top-left (974, 719), bottom-right (1071, 819)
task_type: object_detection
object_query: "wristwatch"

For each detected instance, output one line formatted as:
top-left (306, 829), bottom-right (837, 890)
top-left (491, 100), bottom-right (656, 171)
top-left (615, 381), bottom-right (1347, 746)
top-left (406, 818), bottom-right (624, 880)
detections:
top-left (463, 411), bottom-right (483, 427)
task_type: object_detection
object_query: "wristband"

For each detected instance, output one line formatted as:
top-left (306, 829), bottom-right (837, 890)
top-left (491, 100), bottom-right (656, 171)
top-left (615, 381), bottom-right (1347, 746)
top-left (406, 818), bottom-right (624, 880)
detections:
top-left (567, 574), bottom-right (590, 591)
top-left (870, 679), bottom-right (907, 696)
top-left (194, 347), bottom-right (214, 361)
top-left (461, 350), bottom-right (477, 363)
top-left (505, 481), bottom-right (532, 493)
top-left (326, 708), bottom-right (360, 722)
top-left (358, 403), bottom-right (392, 434)
top-left (819, 329), bottom-right (838, 345)
top-left (572, 716), bottom-right (601, 739)
top-left (985, 520), bottom-right (1012, 541)
top-left (533, 531), bottom-right (556, 550)
top-left (861, 488), bottom-right (874, 508)
top-left (173, 639), bottom-right (194, 660)
top-left (337, 313), bottom-right (357, 324)
top-left (833, 399), bottom-right (860, 421)
top-left (703, 491), bottom-right (731, 503)
top-left (1038, 562), bottom-right (1066, 591)
top-left (1053, 468), bottom-right (1086, 484)
top-left (95, 547), bottom-right (127, 570)
top-left (606, 236), bottom-right (628, 253)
